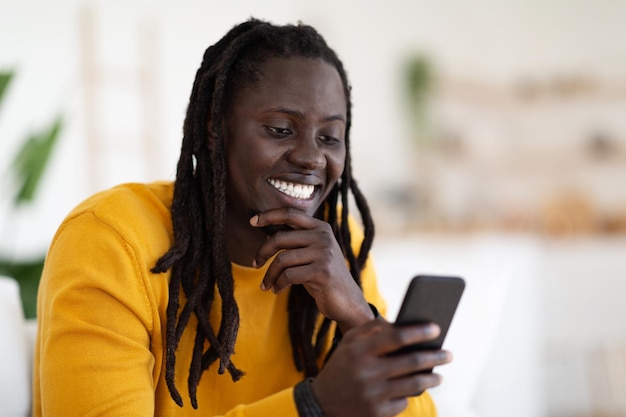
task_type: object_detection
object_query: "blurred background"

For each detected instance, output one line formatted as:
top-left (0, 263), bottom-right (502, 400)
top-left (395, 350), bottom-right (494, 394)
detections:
top-left (1, 0), bottom-right (625, 416)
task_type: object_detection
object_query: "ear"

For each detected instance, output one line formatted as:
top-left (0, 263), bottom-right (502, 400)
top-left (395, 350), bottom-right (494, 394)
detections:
top-left (206, 117), bottom-right (228, 153)
top-left (206, 118), bottom-right (218, 150)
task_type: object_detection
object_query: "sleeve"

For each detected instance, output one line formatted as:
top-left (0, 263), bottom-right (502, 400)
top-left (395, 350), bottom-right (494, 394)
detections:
top-left (35, 212), bottom-right (159, 417)
top-left (218, 388), bottom-right (300, 417)
top-left (35, 211), bottom-right (304, 417)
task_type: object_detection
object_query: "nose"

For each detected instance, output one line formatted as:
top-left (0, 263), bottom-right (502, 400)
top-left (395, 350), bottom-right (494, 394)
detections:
top-left (286, 133), bottom-right (326, 170)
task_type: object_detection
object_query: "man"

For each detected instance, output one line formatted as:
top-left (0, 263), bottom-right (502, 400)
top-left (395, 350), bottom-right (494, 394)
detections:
top-left (33, 19), bottom-right (451, 417)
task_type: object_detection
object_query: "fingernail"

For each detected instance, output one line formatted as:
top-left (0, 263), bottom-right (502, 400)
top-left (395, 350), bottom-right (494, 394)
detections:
top-left (260, 282), bottom-right (266, 291)
top-left (252, 259), bottom-right (257, 268)
top-left (428, 323), bottom-right (441, 337)
top-left (250, 215), bottom-right (259, 226)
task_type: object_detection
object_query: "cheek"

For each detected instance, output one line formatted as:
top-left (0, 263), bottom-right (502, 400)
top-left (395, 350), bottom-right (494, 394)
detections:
top-left (226, 132), bottom-right (264, 174)
top-left (327, 150), bottom-right (347, 182)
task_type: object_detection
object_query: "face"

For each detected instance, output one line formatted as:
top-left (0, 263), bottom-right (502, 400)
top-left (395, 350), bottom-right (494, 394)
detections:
top-left (223, 56), bottom-right (347, 231)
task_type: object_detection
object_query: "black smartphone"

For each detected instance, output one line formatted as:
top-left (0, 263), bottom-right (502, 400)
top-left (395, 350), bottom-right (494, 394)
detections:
top-left (393, 274), bottom-right (465, 355)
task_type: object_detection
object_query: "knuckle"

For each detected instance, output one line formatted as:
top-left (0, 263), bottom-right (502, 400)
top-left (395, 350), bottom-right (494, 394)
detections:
top-left (318, 229), bottom-right (335, 245)
top-left (411, 377), bottom-right (427, 394)
top-left (321, 245), bottom-right (335, 259)
top-left (267, 233), bottom-right (282, 247)
top-left (282, 267), bottom-right (295, 284)
top-left (408, 352), bottom-right (426, 369)
top-left (273, 252), bottom-right (287, 268)
top-left (413, 372), bottom-right (441, 392)
top-left (285, 207), bottom-right (299, 220)
top-left (314, 261), bottom-right (331, 277)
top-left (392, 329), bottom-right (412, 347)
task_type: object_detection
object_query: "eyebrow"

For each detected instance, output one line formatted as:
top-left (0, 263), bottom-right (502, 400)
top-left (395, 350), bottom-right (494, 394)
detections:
top-left (264, 107), bottom-right (346, 123)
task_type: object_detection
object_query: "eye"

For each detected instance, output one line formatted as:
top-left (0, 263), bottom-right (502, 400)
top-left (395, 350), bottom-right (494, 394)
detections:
top-left (318, 134), bottom-right (342, 145)
top-left (265, 126), bottom-right (292, 137)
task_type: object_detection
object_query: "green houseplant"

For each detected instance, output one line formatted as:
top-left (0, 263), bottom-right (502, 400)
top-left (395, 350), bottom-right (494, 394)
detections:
top-left (404, 54), bottom-right (434, 148)
top-left (0, 69), bottom-right (63, 319)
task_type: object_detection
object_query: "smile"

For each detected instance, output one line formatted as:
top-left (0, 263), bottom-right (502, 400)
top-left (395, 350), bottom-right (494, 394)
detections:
top-left (268, 179), bottom-right (316, 200)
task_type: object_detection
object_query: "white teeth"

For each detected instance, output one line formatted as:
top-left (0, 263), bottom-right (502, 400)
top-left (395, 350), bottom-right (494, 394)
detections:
top-left (268, 179), bottom-right (315, 199)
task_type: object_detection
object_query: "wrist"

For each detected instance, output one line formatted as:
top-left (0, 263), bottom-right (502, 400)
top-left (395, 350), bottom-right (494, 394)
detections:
top-left (336, 302), bottom-right (378, 333)
top-left (337, 304), bottom-right (376, 334)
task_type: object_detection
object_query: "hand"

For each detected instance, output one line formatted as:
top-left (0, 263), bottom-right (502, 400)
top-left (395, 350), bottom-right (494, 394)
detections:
top-left (311, 319), bottom-right (452, 417)
top-left (250, 207), bottom-right (373, 330)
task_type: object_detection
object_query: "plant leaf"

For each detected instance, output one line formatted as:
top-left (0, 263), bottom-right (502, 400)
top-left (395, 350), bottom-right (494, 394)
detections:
top-left (0, 70), bottom-right (14, 111)
top-left (406, 56), bottom-right (432, 109)
top-left (0, 256), bottom-right (45, 319)
top-left (12, 116), bottom-right (63, 205)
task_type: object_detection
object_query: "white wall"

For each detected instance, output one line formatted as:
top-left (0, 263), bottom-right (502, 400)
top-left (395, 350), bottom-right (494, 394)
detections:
top-left (3, 0), bottom-right (626, 255)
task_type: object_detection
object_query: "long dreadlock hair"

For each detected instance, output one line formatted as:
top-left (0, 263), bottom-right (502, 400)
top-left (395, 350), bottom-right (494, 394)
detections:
top-left (151, 18), bottom-right (375, 409)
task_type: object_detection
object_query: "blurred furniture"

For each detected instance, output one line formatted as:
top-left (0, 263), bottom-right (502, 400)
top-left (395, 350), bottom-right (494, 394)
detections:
top-left (587, 343), bottom-right (626, 416)
top-left (0, 276), bottom-right (36, 417)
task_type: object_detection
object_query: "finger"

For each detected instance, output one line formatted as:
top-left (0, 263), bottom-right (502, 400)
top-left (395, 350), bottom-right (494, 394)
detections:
top-left (250, 207), bottom-right (318, 231)
top-left (387, 371), bottom-right (444, 399)
top-left (254, 229), bottom-right (321, 267)
top-left (337, 320), bottom-right (402, 360)
top-left (337, 313), bottom-right (389, 341)
top-left (268, 264), bottom-right (314, 294)
top-left (260, 247), bottom-right (316, 292)
top-left (363, 323), bottom-right (441, 357)
top-left (381, 349), bottom-right (453, 380)
top-left (383, 398), bottom-right (410, 417)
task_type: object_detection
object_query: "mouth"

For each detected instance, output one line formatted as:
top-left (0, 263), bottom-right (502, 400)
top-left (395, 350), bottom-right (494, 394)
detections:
top-left (267, 178), bottom-right (317, 200)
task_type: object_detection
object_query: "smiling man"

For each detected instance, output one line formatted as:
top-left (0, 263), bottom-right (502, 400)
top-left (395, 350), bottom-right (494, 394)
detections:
top-left (33, 19), bottom-right (452, 417)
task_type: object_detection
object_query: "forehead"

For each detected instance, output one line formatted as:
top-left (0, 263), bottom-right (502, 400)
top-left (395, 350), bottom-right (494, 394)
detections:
top-left (232, 56), bottom-right (347, 117)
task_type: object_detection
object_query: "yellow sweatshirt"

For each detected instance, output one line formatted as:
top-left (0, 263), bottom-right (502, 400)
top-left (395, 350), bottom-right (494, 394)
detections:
top-left (33, 182), bottom-right (436, 416)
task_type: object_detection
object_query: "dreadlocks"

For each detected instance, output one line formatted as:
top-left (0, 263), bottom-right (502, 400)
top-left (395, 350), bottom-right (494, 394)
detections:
top-left (151, 18), bottom-right (375, 409)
